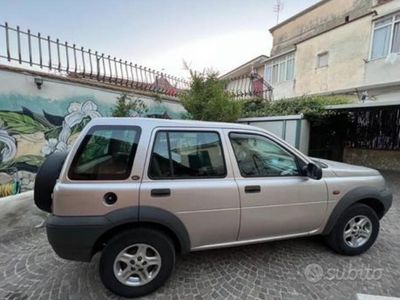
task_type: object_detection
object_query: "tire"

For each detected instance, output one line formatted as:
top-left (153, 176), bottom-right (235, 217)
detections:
top-left (100, 228), bottom-right (175, 298)
top-left (325, 203), bottom-right (379, 256)
top-left (34, 152), bottom-right (68, 213)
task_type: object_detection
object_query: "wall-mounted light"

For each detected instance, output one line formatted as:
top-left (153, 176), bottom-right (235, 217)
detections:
top-left (361, 91), bottom-right (369, 102)
top-left (34, 76), bottom-right (43, 89)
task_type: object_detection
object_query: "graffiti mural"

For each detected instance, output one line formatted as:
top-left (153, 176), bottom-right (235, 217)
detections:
top-left (0, 93), bottom-right (185, 197)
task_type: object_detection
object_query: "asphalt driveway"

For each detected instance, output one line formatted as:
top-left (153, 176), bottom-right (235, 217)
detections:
top-left (0, 171), bottom-right (399, 300)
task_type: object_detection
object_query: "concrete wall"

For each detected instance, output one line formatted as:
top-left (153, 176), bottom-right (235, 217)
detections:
top-left (238, 115), bottom-right (310, 154)
top-left (0, 67), bottom-right (185, 194)
top-left (271, 80), bottom-right (296, 100)
top-left (295, 16), bottom-right (371, 95)
top-left (270, 0), bottom-right (372, 56)
top-left (267, 0), bottom-right (400, 102)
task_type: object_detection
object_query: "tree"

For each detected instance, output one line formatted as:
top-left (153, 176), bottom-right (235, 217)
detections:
top-left (111, 94), bottom-right (148, 117)
top-left (181, 71), bottom-right (242, 122)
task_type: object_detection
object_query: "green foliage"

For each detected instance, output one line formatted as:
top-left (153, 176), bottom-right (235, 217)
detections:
top-left (0, 154), bottom-right (44, 172)
top-left (111, 94), bottom-right (149, 117)
top-left (0, 112), bottom-right (48, 134)
top-left (181, 71), bottom-right (242, 122)
top-left (241, 95), bottom-right (352, 119)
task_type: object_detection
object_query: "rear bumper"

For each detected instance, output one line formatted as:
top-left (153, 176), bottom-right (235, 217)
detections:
top-left (46, 215), bottom-right (111, 262)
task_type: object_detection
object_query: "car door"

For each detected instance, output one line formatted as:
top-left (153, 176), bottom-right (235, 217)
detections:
top-left (53, 125), bottom-right (143, 216)
top-left (139, 128), bottom-right (240, 249)
top-left (226, 130), bottom-right (328, 240)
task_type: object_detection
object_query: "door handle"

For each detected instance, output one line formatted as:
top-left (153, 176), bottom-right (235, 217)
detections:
top-left (151, 188), bottom-right (171, 197)
top-left (245, 185), bottom-right (261, 193)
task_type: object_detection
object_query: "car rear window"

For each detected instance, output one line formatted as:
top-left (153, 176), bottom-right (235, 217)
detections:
top-left (149, 131), bottom-right (226, 179)
top-left (68, 125), bottom-right (141, 180)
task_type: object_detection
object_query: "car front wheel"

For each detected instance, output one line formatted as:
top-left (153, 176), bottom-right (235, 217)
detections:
top-left (100, 228), bottom-right (175, 298)
top-left (325, 203), bottom-right (379, 256)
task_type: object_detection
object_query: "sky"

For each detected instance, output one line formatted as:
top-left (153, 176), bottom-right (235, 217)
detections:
top-left (1, 0), bottom-right (319, 78)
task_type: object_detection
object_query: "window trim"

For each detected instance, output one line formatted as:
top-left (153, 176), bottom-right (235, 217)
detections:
top-left (264, 52), bottom-right (295, 85)
top-left (369, 12), bottom-right (400, 60)
top-left (68, 125), bottom-right (141, 181)
top-left (148, 129), bottom-right (228, 180)
top-left (316, 51), bottom-right (329, 68)
top-left (228, 131), bottom-right (304, 178)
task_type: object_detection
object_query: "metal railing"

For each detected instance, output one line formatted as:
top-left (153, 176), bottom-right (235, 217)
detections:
top-left (0, 22), bottom-right (190, 96)
top-left (225, 72), bottom-right (273, 100)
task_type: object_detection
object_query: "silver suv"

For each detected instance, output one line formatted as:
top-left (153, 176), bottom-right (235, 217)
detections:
top-left (34, 118), bottom-right (392, 298)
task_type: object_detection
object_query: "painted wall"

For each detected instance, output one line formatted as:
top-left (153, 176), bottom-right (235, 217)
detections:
top-left (0, 68), bottom-right (185, 195)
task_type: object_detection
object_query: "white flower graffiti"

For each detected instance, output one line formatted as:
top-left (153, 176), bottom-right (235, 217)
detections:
top-left (64, 101), bottom-right (101, 128)
top-left (0, 129), bottom-right (17, 162)
top-left (42, 100), bottom-right (101, 156)
top-left (41, 138), bottom-right (70, 156)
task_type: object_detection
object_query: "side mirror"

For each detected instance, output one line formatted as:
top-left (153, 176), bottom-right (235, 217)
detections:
top-left (303, 162), bottom-right (322, 180)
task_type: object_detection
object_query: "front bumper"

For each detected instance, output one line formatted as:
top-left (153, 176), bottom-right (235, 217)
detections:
top-left (46, 215), bottom-right (111, 262)
top-left (380, 187), bottom-right (392, 217)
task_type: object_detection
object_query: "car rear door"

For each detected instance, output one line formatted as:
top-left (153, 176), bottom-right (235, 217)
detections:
top-left (53, 125), bottom-right (144, 216)
top-left (226, 129), bottom-right (328, 240)
top-left (139, 127), bottom-right (240, 249)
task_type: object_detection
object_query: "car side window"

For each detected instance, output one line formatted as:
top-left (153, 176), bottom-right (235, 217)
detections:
top-left (149, 131), bottom-right (226, 179)
top-left (229, 132), bottom-right (300, 177)
top-left (69, 125), bottom-right (140, 180)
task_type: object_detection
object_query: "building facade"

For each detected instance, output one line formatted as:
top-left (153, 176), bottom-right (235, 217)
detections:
top-left (223, 0), bottom-right (400, 170)
top-left (267, 0), bottom-right (400, 102)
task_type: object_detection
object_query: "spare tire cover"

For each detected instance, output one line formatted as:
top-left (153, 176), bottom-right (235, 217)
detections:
top-left (34, 152), bottom-right (68, 213)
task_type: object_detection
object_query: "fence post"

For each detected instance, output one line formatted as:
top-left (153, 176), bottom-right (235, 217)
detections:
top-left (125, 61), bottom-right (129, 86)
top-left (88, 49), bottom-right (93, 78)
top-left (28, 29), bottom-right (32, 66)
top-left (47, 36), bottom-right (52, 70)
top-left (119, 59), bottom-right (124, 85)
top-left (102, 54), bottom-right (106, 81)
top-left (5, 22), bottom-right (10, 62)
top-left (108, 55), bottom-right (112, 83)
top-left (114, 57), bottom-right (118, 84)
top-left (95, 51), bottom-right (100, 80)
top-left (56, 39), bottom-right (61, 71)
top-left (17, 26), bottom-right (22, 64)
top-left (81, 47), bottom-right (85, 76)
top-left (65, 41), bottom-right (69, 72)
top-left (129, 63), bottom-right (134, 87)
top-left (38, 32), bottom-right (42, 68)
top-left (73, 44), bottom-right (77, 73)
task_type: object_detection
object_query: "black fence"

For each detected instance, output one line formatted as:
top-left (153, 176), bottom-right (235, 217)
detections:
top-left (309, 105), bottom-right (400, 162)
top-left (346, 106), bottom-right (400, 150)
top-left (0, 22), bottom-right (190, 96)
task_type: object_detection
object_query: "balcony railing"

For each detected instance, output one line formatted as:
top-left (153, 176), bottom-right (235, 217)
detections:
top-left (225, 71), bottom-right (273, 101)
top-left (0, 22), bottom-right (190, 97)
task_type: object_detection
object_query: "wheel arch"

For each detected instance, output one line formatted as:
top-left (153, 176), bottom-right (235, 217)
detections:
top-left (93, 206), bottom-right (191, 256)
top-left (322, 186), bottom-right (390, 235)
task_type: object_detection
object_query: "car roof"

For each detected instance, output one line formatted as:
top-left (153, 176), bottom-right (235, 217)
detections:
top-left (88, 117), bottom-right (262, 132)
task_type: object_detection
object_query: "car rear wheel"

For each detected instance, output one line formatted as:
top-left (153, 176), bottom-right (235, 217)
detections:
top-left (325, 203), bottom-right (379, 255)
top-left (100, 228), bottom-right (175, 298)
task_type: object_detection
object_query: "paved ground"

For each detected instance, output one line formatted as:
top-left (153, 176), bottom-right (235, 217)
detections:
top-left (1, 172), bottom-right (399, 300)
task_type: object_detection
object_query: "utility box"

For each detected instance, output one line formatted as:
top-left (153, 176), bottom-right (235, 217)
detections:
top-left (238, 114), bottom-right (310, 154)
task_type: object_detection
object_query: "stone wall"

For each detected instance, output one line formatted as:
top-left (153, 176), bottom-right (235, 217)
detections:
top-left (0, 66), bottom-right (185, 195)
top-left (343, 148), bottom-right (400, 171)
